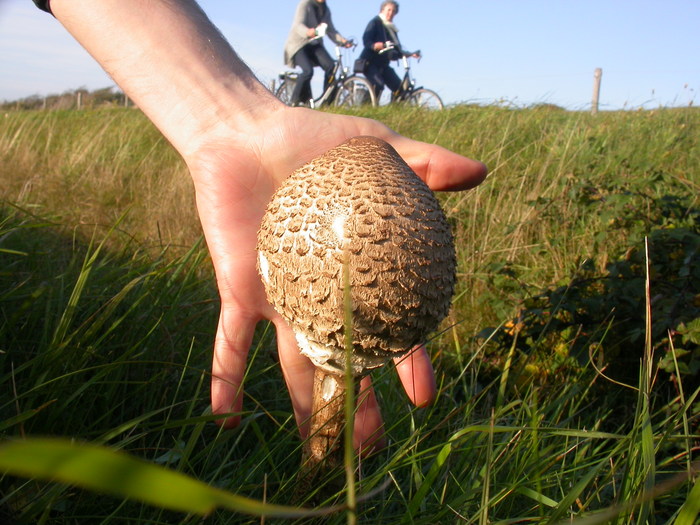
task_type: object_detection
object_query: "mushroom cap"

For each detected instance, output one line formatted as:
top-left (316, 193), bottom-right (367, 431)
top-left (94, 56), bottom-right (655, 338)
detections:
top-left (257, 136), bottom-right (456, 376)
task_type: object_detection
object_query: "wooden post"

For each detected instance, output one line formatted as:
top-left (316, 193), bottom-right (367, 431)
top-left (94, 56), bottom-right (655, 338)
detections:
top-left (591, 68), bottom-right (602, 114)
top-left (76, 91), bottom-right (82, 110)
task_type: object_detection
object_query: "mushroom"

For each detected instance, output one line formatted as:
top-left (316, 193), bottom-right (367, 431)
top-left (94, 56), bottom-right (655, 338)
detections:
top-left (256, 136), bottom-right (456, 474)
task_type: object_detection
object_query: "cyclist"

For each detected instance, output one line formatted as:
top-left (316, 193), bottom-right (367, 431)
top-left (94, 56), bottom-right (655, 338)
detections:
top-left (359, 1), bottom-right (420, 100)
top-left (283, 0), bottom-right (353, 107)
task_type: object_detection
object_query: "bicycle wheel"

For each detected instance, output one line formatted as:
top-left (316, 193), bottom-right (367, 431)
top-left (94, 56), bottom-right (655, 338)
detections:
top-left (275, 78), bottom-right (296, 106)
top-left (334, 76), bottom-right (377, 108)
top-left (407, 88), bottom-right (444, 110)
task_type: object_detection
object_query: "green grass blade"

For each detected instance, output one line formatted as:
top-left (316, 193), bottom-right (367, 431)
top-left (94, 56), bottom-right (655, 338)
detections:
top-left (406, 440), bottom-right (452, 517)
top-left (0, 401), bottom-right (56, 433)
top-left (0, 438), bottom-right (338, 518)
top-left (514, 486), bottom-right (558, 508)
top-left (547, 456), bottom-right (608, 523)
top-left (674, 476), bottom-right (700, 525)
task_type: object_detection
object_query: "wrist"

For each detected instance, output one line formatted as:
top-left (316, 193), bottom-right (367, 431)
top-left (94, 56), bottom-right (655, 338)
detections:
top-left (181, 92), bottom-right (286, 172)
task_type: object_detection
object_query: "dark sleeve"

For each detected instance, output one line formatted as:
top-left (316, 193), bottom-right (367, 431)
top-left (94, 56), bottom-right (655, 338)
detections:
top-left (32, 0), bottom-right (52, 14)
top-left (362, 17), bottom-right (383, 51)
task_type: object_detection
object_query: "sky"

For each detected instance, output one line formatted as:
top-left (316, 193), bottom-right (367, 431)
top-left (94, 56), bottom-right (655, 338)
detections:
top-left (1, 0), bottom-right (698, 110)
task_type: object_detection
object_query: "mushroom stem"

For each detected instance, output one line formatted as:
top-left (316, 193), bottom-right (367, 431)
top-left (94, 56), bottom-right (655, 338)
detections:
top-left (303, 367), bottom-right (350, 471)
top-left (296, 368), bottom-right (352, 502)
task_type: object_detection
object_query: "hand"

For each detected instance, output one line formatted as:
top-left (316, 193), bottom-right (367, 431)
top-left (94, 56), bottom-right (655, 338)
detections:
top-left (192, 105), bottom-right (487, 453)
top-left (46, 0), bottom-right (487, 456)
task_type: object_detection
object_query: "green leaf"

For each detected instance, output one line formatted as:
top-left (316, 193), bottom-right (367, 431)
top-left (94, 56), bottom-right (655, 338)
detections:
top-left (0, 438), bottom-right (335, 518)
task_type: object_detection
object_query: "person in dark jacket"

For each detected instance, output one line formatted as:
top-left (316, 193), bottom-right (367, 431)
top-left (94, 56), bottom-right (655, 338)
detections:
top-left (359, 1), bottom-right (420, 99)
top-left (283, 0), bottom-right (352, 106)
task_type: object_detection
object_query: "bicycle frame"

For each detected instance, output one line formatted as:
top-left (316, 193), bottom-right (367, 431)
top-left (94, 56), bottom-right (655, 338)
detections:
top-left (278, 44), bottom-right (353, 108)
top-left (392, 53), bottom-right (421, 102)
top-left (311, 45), bottom-right (350, 108)
top-left (368, 45), bottom-right (443, 109)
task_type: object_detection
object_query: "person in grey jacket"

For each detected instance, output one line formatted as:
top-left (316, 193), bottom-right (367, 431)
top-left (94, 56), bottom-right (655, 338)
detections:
top-left (283, 0), bottom-right (352, 106)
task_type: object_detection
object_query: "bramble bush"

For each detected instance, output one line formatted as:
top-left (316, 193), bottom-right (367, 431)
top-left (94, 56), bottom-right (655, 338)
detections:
top-left (477, 171), bottom-right (700, 394)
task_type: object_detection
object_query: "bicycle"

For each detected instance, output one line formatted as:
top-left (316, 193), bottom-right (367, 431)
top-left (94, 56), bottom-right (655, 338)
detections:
top-left (376, 45), bottom-right (444, 110)
top-left (275, 42), bottom-right (377, 109)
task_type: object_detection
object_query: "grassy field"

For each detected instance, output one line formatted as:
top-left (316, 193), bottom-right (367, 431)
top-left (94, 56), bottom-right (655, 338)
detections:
top-left (1, 105), bottom-right (698, 523)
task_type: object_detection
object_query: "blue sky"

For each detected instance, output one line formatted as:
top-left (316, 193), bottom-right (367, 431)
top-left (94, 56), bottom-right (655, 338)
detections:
top-left (1, 0), bottom-right (698, 110)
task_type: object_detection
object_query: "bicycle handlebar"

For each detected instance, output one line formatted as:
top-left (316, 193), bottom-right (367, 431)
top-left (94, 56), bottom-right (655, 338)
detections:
top-left (309, 32), bottom-right (356, 49)
top-left (378, 43), bottom-right (421, 59)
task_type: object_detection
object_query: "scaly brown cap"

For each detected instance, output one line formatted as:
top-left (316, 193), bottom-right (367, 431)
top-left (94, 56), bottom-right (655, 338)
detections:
top-left (257, 136), bottom-right (456, 376)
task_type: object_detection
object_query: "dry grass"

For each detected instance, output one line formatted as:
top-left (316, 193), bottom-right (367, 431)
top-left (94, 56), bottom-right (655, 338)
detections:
top-left (1, 109), bottom-right (199, 255)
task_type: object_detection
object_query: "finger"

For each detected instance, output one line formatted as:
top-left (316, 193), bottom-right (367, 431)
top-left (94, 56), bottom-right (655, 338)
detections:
top-left (275, 316), bottom-right (388, 453)
top-left (210, 307), bottom-right (258, 428)
top-left (390, 137), bottom-right (487, 192)
top-left (275, 313), bottom-right (388, 452)
top-left (394, 345), bottom-right (437, 407)
top-left (274, 318), bottom-right (316, 438)
top-left (354, 375), bottom-right (386, 455)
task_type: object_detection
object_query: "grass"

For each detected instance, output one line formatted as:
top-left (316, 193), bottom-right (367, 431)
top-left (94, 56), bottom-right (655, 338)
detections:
top-left (0, 105), bottom-right (698, 523)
